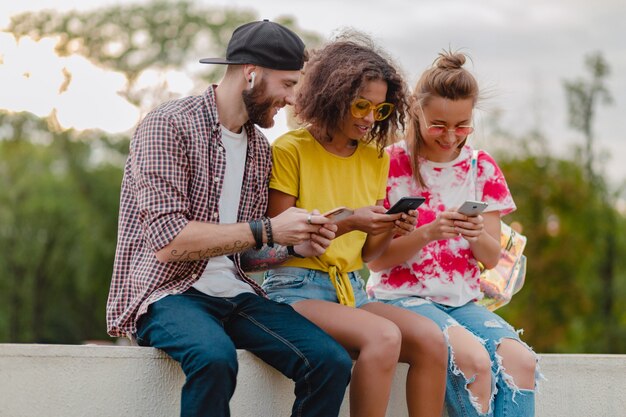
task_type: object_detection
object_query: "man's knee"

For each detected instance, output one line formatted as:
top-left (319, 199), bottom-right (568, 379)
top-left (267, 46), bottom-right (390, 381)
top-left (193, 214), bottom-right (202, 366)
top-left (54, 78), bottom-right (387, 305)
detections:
top-left (310, 337), bottom-right (353, 379)
top-left (329, 344), bottom-right (353, 377)
top-left (183, 345), bottom-right (239, 380)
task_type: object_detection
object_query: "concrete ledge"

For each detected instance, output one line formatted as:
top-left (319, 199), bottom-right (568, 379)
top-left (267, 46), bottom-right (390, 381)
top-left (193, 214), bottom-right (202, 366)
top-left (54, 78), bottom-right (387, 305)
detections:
top-left (0, 344), bottom-right (624, 417)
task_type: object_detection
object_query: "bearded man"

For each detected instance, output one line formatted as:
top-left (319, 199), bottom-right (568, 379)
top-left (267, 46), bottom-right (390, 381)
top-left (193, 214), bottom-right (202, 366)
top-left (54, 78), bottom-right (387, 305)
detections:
top-left (106, 20), bottom-right (352, 417)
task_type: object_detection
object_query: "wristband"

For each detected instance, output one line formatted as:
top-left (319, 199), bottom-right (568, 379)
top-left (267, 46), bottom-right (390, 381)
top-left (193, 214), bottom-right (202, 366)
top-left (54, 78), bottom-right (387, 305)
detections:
top-left (262, 217), bottom-right (274, 247)
top-left (287, 245), bottom-right (304, 258)
top-left (248, 219), bottom-right (263, 249)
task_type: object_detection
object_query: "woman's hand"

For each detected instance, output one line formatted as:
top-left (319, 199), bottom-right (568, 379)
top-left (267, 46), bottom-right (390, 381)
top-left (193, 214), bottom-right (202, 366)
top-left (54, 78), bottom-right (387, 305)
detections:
top-left (424, 210), bottom-right (485, 243)
top-left (453, 213), bottom-right (485, 242)
top-left (293, 222), bottom-right (338, 257)
top-left (392, 209), bottom-right (417, 236)
top-left (345, 205), bottom-right (401, 235)
top-left (422, 210), bottom-right (469, 242)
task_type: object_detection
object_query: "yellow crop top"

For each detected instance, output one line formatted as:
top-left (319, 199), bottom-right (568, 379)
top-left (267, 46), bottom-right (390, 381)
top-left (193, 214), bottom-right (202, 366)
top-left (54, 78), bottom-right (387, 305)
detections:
top-left (270, 128), bottom-right (389, 304)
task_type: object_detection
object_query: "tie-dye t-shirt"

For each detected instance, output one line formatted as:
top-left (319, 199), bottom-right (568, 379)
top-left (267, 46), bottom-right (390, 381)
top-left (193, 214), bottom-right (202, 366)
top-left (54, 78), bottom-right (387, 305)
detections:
top-left (366, 141), bottom-right (516, 307)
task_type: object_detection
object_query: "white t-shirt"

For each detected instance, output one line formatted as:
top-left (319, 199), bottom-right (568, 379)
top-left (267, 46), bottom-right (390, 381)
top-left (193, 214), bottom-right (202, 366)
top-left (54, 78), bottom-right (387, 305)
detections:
top-left (367, 141), bottom-right (516, 306)
top-left (193, 126), bottom-right (255, 297)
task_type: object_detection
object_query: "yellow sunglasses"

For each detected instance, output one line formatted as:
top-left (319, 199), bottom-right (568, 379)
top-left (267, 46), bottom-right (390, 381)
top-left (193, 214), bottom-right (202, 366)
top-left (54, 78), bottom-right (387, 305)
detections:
top-left (350, 98), bottom-right (395, 121)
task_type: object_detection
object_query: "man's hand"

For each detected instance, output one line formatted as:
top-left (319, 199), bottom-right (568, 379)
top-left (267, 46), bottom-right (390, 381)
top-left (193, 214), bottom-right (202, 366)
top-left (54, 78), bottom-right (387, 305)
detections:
top-left (271, 207), bottom-right (331, 246)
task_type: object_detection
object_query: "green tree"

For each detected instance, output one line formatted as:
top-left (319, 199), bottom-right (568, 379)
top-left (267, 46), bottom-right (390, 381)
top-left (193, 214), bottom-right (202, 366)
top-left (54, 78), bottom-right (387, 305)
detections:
top-left (484, 119), bottom-right (625, 353)
top-left (0, 111), bottom-right (125, 342)
top-left (563, 52), bottom-right (621, 352)
top-left (496, 149), bottom-right (606, 352)
top-left (563, 52), bottom-right (612, 181)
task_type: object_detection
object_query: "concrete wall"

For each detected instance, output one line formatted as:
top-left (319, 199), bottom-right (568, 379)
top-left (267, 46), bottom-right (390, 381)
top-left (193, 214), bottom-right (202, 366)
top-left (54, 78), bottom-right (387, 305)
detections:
top-left (0, 344), bottom-right (624, 417)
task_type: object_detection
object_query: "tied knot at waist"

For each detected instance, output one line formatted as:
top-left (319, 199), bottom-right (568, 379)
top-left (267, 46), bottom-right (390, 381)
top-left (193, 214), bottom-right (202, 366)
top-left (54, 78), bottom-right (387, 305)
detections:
top-left (328, 265), bottom-right (355, 307)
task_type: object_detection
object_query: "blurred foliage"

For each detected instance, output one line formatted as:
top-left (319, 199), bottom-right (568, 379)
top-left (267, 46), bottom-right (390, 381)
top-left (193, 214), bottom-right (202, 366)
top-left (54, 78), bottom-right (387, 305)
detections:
top-left (494, 138), bottom-right (625, 353)
top-left (0, 111), bottom-right (127, 342)
top-left (563, 52), bottom-right (612, 180)
top-left (0, 2), bottom-right (624, 352)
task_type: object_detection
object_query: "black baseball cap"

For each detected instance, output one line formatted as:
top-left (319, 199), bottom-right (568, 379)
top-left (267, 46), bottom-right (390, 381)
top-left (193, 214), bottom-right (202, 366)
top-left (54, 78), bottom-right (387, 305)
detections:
top-left (200, 19), bottom-right (306, 71)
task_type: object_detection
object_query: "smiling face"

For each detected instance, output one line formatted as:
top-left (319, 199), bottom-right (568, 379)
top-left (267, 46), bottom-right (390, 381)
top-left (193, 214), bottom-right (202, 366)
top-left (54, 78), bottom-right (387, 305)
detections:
top-left (242, 68), bottom-right (300, 128)
top-left (335, 78), bottom-right (389, 142)
top-left (418, 96), bottom-right (474, 162)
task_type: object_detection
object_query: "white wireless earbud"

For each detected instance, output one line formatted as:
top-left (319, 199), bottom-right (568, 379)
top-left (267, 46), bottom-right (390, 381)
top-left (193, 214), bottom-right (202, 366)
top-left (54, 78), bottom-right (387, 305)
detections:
top-left (249, 72), bottom-right (256, 89)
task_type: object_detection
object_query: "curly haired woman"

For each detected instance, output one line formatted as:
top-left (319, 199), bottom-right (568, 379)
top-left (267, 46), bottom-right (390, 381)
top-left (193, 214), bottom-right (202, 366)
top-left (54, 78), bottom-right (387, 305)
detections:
top-left (262, 34), bottom-right (447, 417)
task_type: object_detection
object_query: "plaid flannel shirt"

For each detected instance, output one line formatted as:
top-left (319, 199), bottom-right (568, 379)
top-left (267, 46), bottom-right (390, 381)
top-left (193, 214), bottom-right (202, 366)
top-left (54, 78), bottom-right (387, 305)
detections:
top-left (106, 85), bottom-right (270, 338)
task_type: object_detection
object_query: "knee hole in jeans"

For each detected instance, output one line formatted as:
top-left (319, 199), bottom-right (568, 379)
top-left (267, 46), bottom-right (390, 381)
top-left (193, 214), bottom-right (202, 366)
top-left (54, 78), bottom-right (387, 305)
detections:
top-left (497, 339), bottom-right (537, 390)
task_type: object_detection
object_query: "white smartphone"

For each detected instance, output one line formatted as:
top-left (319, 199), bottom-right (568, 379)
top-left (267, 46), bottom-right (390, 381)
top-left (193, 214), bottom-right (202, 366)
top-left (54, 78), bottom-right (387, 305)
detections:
top-left (457, 200), bottom-right (488, 216)
top-left (323, 207), bottom-right (354, 222)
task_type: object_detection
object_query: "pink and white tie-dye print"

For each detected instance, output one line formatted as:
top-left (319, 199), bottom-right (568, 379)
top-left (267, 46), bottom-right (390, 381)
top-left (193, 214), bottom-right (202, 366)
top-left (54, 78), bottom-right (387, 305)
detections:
top-left (367, 141), bottom-right (516, 306)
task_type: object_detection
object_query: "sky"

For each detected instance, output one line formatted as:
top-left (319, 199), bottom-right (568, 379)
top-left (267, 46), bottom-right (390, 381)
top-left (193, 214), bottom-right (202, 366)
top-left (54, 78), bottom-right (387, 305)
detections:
top-left (1, 0), bottom-right (625, 186)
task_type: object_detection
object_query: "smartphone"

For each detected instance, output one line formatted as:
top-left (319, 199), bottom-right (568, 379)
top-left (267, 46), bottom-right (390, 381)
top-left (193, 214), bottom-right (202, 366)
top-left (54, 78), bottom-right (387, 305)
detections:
top-left (323, 207), bottom-right (354, 222)
top-left (457, 200), bottom-right (488, 216)
top-left (386, 197), bottom-right (426, 214)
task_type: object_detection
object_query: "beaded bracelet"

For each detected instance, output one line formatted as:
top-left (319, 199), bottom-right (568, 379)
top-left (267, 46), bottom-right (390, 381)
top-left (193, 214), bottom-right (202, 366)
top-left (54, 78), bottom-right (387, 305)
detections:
top-left (261, 217), bottom-right (274, 247)
top-left (248, 219), bottom-right (263, 249)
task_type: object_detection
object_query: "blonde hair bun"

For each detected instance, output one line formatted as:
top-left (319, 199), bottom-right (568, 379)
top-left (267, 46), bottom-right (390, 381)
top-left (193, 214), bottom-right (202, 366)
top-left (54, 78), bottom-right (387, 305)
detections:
top-left (435, 51), bottom-right (466, 70)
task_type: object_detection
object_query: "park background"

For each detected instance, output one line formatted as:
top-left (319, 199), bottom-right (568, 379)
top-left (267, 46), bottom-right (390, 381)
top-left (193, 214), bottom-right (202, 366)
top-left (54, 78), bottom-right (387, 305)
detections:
top-left (0, 0), bottom-right (624, 353)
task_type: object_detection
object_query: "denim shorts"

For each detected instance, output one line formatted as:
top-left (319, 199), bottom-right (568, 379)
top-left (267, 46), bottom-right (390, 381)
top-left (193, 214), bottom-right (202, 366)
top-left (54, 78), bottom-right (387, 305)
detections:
top-left (262, 267), bottom-right (373, 308)
top-left (382, 296), bottom-right (524, 345)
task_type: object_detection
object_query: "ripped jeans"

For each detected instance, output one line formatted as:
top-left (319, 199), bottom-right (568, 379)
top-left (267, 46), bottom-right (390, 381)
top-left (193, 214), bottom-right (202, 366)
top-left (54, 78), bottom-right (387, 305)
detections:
top-left (382, 297), bottom-right (538, 417)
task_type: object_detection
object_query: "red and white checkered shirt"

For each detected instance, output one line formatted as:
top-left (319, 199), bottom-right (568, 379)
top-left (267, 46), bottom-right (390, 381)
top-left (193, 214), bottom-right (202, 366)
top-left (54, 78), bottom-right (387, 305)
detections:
top-left (106, 85), bottom-right (270, 338)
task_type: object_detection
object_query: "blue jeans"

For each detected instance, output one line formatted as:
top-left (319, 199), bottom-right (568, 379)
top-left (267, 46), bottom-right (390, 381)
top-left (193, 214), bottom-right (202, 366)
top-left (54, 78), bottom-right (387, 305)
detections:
top-left (262, 266), bottom-right (372, 307)
top-left (136, 288), bottom-right (352, 417)
top-left (383, 297), bottom-right (538, 417)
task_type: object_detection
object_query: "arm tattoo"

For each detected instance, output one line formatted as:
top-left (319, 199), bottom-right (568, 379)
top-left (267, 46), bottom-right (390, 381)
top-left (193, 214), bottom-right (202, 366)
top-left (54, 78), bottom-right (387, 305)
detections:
top-left (169, 240), bottom-right (251, 262)
top-left (240, 244), bottom-right (291, 272)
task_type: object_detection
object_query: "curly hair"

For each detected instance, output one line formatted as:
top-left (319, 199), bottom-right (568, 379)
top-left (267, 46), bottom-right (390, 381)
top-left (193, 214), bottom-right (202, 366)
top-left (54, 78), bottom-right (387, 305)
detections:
top-left (406, 50), bottom-right (480, 186)
top-left (294, 32), bottom-right (407, 154)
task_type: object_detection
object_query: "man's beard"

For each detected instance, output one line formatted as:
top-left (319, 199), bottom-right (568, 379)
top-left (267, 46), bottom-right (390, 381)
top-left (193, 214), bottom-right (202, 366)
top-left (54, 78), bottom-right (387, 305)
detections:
top-left (242, 79), bottom-right (281, 128)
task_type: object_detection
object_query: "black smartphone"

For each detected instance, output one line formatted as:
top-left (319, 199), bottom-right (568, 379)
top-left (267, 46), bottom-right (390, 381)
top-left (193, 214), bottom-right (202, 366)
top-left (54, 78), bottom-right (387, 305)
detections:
top-left (386, 197), bottom-right (426, 214)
